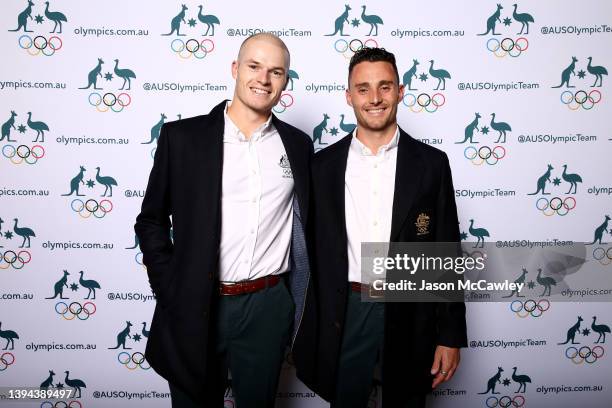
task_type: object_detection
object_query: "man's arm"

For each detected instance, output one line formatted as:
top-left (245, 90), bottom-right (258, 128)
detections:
top-left (431, 152), bottom-right (467, 387)
top-left (134, 124), bottom-right (174, 303)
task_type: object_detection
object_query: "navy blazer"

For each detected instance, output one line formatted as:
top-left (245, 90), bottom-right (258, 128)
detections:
top-left (294, 129), bottom-right (468, 404)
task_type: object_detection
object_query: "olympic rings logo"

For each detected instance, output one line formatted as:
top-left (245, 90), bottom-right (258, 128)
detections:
top-left (535, 196), bottom-right (576, 216)
top-left (510, 299), bottom-right (550, 318)
top-left (88, 92), bottom-right (132, 113)
top-left (0, 352), bottom-right (15, 371)
top-left (593, 247), bottom-right (612, 265)
top-left (402, 92), bottom-right (446, 113)
top-left (0, 250), bottom-right (32, 270)
top-left (55, 301), bottom-right (97, 320)
top-left (565, 345), bottom-right (604, 364)
top-left (333, 38), bottom-right (379, 59)
top-left (18, 34), bottom-right (63, 56)
top-left (2, 144), bottom-right (45, 165)
top-left (486, 37), bottom-right (528, 58)
top-left (70, 198), bottom-right (114, 219)
top-left (485, 395), bottom-right (525, 407)
top-left (464, 145), bottom-right (506, 165)
top-left (170, 38), bottom-right (215, 59)
top-left (40, 401), bottom-right (82, 408)
top-left (560, 90), bottom-right (602, 111)
top-left (117, 351), bottom-right (151, 370)
top-left (272, 93), bottom-right (295, 114)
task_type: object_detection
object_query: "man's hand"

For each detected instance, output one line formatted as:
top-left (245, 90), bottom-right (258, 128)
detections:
top-left (430, 345), bottom-right (460, 388)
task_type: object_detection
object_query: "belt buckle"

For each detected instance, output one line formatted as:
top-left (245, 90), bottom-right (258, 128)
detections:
top-left (368, 283), bottom-right (384, 299)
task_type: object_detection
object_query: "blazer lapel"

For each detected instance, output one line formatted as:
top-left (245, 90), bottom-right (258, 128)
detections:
top-left (274, 116), bottom-right (309, 223)
top-left (389, 129), bottom-right (424, 241)
top-left (329, 135), bottom-right (352, 244)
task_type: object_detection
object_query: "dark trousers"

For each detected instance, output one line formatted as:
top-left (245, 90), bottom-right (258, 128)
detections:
top-left (170, 281), bottom-right (295, 408)
top-left (331, 290), bottom-right (426, 408)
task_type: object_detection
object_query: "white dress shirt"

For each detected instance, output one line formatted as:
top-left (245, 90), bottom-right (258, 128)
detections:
top-left (345, 127), bottom-right (399, 283)
top-left (219, 101), bottom-right (294, 283)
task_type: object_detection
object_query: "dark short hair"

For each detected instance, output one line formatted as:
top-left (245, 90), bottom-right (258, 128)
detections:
top-left (348, 47), bottom-right (399, 86)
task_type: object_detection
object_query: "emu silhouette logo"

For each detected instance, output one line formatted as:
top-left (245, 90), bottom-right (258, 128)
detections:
top-left (38, 369), bottom-right (86, 396)
top-left (401, 58), bottom-right (451, 114)
top-left (528, 163), bottom-right (582, 216)
top-left (1, 110), bottom-right (48, 165)
top-left (79, 58), bottom-right (136, 113)
top-left (553, 56), bottom-right (607, 111)
top-left (62, 166), bottom-right (118, 219)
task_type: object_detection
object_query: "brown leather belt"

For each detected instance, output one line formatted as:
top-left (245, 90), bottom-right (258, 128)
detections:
top-left (219, 275), bottom-right (281, 296)
top-left (349, 281), bottom-right (384, 298)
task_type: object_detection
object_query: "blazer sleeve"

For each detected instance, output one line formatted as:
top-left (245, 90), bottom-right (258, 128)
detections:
top-left (134, 123), bottom-right (174, 303)
top-left (434, 152), bottom-right (468, 347)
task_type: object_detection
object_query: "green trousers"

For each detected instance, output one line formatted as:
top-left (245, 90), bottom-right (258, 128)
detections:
top-left (170, 281), bottom-right (294, 408)
top-left (332, 290), bottom-right (426, 408)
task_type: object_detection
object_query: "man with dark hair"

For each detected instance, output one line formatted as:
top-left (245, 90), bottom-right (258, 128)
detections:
top-left (135, 33), bottom-right (313, 407)
top-left (295, 47), bottom-right (467, 407)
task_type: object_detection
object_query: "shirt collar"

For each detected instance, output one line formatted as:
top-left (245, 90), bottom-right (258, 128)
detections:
top-left (351, 126), bottom-right (400, 157)
top-left (223, 100), bottom-right (274, 143)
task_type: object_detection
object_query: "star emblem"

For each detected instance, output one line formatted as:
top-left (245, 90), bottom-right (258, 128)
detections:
top-left (188, 18), bottom-right (197, 27)
top-left (56, 383), bottom-right (64, 388)
top-left (35, 14), bottom-right (44, 24)
top-left (480, 126), bottom-right (490, 135)
top-left (132, 334), bottom-right (142, 342)
top-left (18, 124), bottom-right (27, 133)
top-left (552, 177), bottom-right (561, 186)
top-left (4, 231), bottom-right (13, 239)
top-left (527, 280), bottom-right (535, 289)
top-left (419, 73), bottom-right (428, 82)
top-left (460, 231), bottom-right (468, 241)
top-left (502, 378), bottom-right (511, 386)
top-left (104, 72), bottom-right (113, 81)
top-left (582, 328), bottom-right (591, 336)
top-left (577, 70), bottom-right (586, 79)
top-left (503, 17), bottom-right (512, 26)
top-left (86, 179), bottom-right (95, 188)
top-left (330, 127), bottom-right (339, 136)
top-left (351, 18), bottom-right (360, 27)
top-left (70, 283), bottom-right (79, 291)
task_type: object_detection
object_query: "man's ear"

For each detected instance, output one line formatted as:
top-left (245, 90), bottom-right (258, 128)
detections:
top-left (345, 88), bottom-right (353, 107)
top-left (231, 61), bottom-right (238, 80)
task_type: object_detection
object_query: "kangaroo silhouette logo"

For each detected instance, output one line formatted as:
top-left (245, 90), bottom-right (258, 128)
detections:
top-left (45, 270), bottom-right (70, 299)
top-left (312, 113), bottom-right (330, 146)
top-left (109, 321), bottom-right (133, 350)
top-left (478, 4), bottom-right (503, 36)
top-left (478, 366), bottom-right (504, 394)
top-left (162, 4), bottom-right (189, 36)
top-left (502, 268), bottom-right (528, 298)
top-left (589, 215), bottom-right (610, 245)
top-left (528, 164), bottom-right (553, 195)
top-left (326, 5), bottom-right (352, 36)
top-left (9, 0), bottom-right (35, 33)
top-left (559, 316), bottom-right (583, 345)
top-left (552, 57), bottom-right (578, 89)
